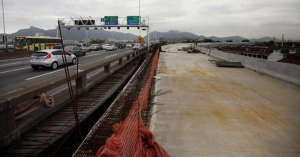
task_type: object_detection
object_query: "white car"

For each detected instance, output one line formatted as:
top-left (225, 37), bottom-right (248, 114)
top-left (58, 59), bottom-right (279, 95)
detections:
top-left (102, 44), bottom-right (109, 50)
top-left (30, 49), bottom-right (76, 70)
top-left (106, 44), bottom-right (118, 51)
top-left (133, 44), bottom-right (141, 50)
top-left (0, 44), bottom-right (14, 49)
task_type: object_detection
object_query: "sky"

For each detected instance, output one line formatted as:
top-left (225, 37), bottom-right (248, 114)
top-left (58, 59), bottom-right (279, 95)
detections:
top-left (1, 0), bottom-right (300, 40)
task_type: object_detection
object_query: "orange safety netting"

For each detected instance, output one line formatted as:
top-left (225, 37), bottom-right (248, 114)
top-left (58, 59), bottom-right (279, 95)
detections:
top-left (95, 49), bottom-right (170, 157)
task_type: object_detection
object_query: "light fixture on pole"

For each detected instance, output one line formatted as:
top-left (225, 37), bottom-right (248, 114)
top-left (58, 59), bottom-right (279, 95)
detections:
top-left (139, 0), bottom-right (141, 37)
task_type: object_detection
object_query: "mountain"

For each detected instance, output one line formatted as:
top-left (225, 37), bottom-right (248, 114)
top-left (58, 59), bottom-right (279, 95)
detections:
top-left (249, 36), bottom-right (274, 42)
top-left (148, 30), bottom-right (200, 39)
top-left (207, 36), bottom-right (247, 42)
top-left (147, 30), bottom-right (276, 42)
top-left (1, 26), bottom-right (139, 41)
top-left (2, 26), bottom-right (280, 42)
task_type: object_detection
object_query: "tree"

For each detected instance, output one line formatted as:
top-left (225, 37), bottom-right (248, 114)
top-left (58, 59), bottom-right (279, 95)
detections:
top-left (241, 39), bottom-right (250, 42)
top-left (90, 39), bottom-right (105, 44)
top-left (203, 39), bottom-right (214, 42)
top-left (265, 40), bottom-right (275, 47)
top-left (226, 39), bottom-right (233, 42)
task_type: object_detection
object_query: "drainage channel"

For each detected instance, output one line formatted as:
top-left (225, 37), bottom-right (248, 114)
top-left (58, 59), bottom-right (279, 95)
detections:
top-left (2, 54), bottom-right (145, 157)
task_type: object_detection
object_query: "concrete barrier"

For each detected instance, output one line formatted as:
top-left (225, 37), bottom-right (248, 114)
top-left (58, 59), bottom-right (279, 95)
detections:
top-left (199, 47), bottom-right (300, 86)
top-left (0, 51), bottom-right (34, 60)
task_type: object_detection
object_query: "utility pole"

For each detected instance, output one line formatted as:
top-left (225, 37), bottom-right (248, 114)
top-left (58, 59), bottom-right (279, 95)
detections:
top-left (56, 26), bottom-right (59, 37)
top-left (282, 34), bottom-right (284, 47)
top-left (149, 17), bottom-right (151, 42)
top-left (124, 33), bottom-right (125, 42)
top-left (139, 0), bottom-right (141, 37)
top-left (147, 17), bottom-right (149, 50)
top-left (2, 0), bottom-right (7, 52)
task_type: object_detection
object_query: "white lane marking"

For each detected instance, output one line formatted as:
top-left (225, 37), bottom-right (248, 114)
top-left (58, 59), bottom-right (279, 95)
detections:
top-left (0, 62), bottom-right (23, 67)
top-left (0, 67), bottom-right (31, 74)
top-left (51, 83), bottom-right (75, 96)
top-left (26, 65), bottom-right (79, 81)
top-left (87, 69), bottom-right (104, 79)
top-left (0, 57), bottom-right (30, 63)
top-left (86, 53), bottom-right (105, 57)
top-left (104, 54), bottom-right (118, 58)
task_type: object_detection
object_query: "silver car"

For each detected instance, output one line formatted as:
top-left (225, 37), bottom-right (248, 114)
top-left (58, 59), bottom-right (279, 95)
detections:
top-left (105, 44), bottom-right (118, 51)
top-left (30, 49), bottom-right (77, 70)
top-left (65, 46), bottom-right (86, 56)
top-left (76, 44), bottom-right (90, 52)
top-left (89, 44), bottom-right (102, 51)
top-left (125, 43), bottom-right (133, 48)
top-left (133, 44), bottom-right (141, 50)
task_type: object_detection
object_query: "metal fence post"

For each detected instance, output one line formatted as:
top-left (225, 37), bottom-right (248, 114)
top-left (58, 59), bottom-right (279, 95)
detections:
top-left (104, 64), bottom-right (111, 73)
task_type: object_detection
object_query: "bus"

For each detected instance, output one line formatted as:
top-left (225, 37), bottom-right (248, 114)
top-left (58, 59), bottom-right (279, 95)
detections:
top-left (14, 36), bottom-right (61, 51)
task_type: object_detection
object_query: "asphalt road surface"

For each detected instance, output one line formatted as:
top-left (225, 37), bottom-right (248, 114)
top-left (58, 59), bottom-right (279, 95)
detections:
top-left (0, 48), bottom-right (133, 94)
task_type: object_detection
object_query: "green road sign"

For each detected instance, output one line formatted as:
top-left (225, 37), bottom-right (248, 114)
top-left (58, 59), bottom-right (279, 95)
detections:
top-left (104, 16), bottom-right (118, 25)
top-left (127, 16), bottom-right (140, 25)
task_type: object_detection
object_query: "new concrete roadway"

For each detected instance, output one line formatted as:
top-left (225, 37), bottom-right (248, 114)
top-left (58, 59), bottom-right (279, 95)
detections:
top-left (0, 48), bottom-right (133, 94)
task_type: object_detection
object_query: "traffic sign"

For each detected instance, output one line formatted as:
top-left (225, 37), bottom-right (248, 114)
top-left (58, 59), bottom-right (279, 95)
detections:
top-left (104, 16), bottom-right (118, 25)
top-left (137, 36), bottom-right (144, 43)
top-left (101, 18), bottom-right (104, 22)
top-left (127, 16), bottom-right (140, 25)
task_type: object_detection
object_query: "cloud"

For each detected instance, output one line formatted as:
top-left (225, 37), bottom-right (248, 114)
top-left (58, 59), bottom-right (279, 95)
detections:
top-left (0, 0), bottom-right (299, 40)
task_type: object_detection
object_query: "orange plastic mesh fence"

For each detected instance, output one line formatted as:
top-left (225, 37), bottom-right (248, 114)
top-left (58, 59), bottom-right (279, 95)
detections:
top-left (95, 49), bottom-right (170, 157)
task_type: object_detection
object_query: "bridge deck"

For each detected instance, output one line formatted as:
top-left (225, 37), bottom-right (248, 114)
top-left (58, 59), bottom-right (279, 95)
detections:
top-left (3, 57), bottom-right (140, 156)
top-left (150, 44), bottom-right (300, 156)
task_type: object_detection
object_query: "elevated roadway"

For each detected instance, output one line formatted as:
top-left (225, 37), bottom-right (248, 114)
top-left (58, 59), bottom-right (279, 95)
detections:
top-left (0, 49), bottom-right (133, 94)
top-left (150, 43), bottom-right (300, 156)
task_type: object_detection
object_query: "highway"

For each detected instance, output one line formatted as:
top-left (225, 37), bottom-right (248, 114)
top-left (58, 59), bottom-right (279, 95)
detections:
top-left (0, 48), bottom-right (133, 94)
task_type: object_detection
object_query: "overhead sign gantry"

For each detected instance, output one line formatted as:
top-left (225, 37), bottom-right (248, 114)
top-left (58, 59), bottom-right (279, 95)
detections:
top-left (58, 16), bottom-right (150, 49)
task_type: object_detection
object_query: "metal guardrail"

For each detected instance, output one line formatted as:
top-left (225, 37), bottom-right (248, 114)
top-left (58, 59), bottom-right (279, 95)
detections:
top-left (0, 47), bottom-right (148, 147)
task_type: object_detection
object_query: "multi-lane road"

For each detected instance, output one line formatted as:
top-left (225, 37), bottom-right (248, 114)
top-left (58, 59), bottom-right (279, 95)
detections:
top-left (0, 48), bottom-right (133, 94)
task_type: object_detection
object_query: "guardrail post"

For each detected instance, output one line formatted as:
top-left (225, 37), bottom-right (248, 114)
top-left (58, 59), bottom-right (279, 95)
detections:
top-left (119, 58), bottom-right (123, 65)
top-left (127, 55), bottom-right (130, 60)
top-left (104, 64), bottom-right (111, 73)
top-left (76, 75), bottom-right (86, 90)
top-left (0, 107), bottom-right (16, 144)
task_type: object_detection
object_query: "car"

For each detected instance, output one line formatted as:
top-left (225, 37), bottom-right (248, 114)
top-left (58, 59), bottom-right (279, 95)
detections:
top-left (125, 43), bottom-right (133, 48)
top-left (76, 44), bottom-right (90, 52)
top-left (89, 44), bottom-right (102, 51)
top-left (106, 44), bottom-right (118, 51)
top-left (30, 49), bottom-right (76, 70)
top-left (102, 44), bottom-right (109, 50)
top-left (53, 45), bottom-right (63, 49)
top-left (64, 46), bottom-right (86, 56)
top-left (133, 44), bottom-right (141, 50)
top-left (0, 44), bottom-right (14, 49)
top-left (117, 43), bottom-right (125, 49)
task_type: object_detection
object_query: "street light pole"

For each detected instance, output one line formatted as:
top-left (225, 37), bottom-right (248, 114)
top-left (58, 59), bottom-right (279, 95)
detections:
top-left (2, 0), bottom-right (7, 52)
top-left (139, 0), bottom-right (141, 37)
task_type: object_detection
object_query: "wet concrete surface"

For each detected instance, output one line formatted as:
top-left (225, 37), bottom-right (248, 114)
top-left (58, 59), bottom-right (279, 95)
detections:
top-left (150, 43), bottom-right (300, 157)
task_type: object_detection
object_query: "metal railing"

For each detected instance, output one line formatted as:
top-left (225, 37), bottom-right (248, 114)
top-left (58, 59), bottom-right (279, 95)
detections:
top-left (0, 47), bottom-right (148, 148)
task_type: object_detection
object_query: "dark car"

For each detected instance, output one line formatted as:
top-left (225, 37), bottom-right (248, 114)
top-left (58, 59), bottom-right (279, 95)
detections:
top-left (117, 43), bottom-right (125, 49)
top-left (53, 45), bottom-right (63, 49)
top-left (64, 46), bottom-right (86, 56)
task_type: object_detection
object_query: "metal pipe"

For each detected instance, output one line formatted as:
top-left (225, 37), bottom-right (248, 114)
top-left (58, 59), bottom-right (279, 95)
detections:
top-left (139, 0), bottom-right (141, 37)
top-left (2, 0), bottom-right (7, 52)
top-left (147, 17), bottom-right (150, 50)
